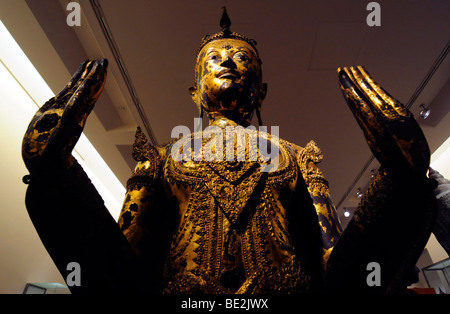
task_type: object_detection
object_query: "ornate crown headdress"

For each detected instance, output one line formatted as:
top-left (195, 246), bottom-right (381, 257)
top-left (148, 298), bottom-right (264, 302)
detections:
top-left (193, 7), bottom-right (264, 127)
top-left (195, 7), bottom-right (260, 62)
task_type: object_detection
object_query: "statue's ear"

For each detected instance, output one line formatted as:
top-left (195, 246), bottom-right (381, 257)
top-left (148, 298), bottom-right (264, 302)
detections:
top-left (260, 83), bottom-right (268, 101)
top-left (189, 86), bottom-right (198, 103)
top-left (256, 83), bottom-right (267, 126)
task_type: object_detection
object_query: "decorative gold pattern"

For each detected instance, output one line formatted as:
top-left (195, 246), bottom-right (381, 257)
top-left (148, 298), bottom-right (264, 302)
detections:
top-left (158, 127), bottom-right (317, 293)
top-left (117, 127), bottom-right (164, 255)
top-left (296, 141), bottom-right (342, 264)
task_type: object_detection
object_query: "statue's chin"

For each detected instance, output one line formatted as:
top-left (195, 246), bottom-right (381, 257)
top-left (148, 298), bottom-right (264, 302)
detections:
top-left (201, 85), bottom-right (257, 119)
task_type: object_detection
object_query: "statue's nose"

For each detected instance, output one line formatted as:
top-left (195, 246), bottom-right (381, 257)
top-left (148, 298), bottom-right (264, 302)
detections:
top-left (220, 56), bottom-right (237, 69)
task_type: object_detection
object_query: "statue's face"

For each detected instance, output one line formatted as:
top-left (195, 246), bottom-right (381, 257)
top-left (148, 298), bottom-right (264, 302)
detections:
top-left (190, 38), bottom-right (266, 126)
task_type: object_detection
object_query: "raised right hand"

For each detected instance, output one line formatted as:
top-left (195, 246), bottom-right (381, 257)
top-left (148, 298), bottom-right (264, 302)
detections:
top-left (22, 59), bottom-right (108, 173)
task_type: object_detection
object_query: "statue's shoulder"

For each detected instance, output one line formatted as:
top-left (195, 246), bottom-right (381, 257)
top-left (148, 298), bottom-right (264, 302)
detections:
top-left (279, 139), bottom-right (323, 165)
top-left (295, 140), bottom-right (324, 167)
top-left (125, 127), bottom-right (167, 190)
top-left (282, 139), bottom-right (329, 190)
top-left (131, 127), bottom-right (165, 163)
top-left (132, 126), bottom-right (183, 163)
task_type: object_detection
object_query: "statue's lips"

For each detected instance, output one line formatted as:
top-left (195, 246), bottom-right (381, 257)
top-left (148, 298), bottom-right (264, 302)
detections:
top-left (217, 70), bottom-right (240, 80)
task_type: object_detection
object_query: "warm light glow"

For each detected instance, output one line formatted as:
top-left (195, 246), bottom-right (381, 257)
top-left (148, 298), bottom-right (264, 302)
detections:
top-left (0, 19), bottom-right (125, 220)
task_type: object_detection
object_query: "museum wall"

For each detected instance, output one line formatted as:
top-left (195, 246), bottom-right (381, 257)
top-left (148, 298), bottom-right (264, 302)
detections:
top-left (0, 84), bottom-right (65, 293)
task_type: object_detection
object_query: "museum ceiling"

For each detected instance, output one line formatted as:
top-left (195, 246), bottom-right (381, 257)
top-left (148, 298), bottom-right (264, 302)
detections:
top-left (2, 0), bottom-right (449, 226)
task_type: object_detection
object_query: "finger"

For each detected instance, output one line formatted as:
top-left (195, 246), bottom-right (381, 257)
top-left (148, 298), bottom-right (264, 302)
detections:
top-left (53, 60), bottom-right (91, 102)
top-left (62, 60), bottom-right (97, 100)
top-left (61, 59), bottom-right (108, 130)
top-left (349, 66), bottom-right (404, 122)
top-left (338, 67), bottom-right (386, 157)
top-left (349, 66), bottom-right (384, 110)
top-left (356, 66), bottom-right (409, 117)
top-left (55, 59), bottom-right (108, 158)
top-left (22, 59), bottom-right (108, 171)
top-left (348, 66), bottom-right (396, 120)
top-left (38, 60), bottom-right (93, 114)
top-left (357, 66), bottom-right (396, 105)
top-left (339, 66), bottom-right (430, 175)
top-left (82, 59), bottom-right (108, 100)
top-left (70, 59), bottom-right (108, 110)
top-left (338, 67), bottom-right (377, 124)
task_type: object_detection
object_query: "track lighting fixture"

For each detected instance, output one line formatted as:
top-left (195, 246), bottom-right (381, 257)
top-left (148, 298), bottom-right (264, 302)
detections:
top-left (356, 188), bottom-right (363, 198)
top-left (419, 104), bottom-right (430, 119)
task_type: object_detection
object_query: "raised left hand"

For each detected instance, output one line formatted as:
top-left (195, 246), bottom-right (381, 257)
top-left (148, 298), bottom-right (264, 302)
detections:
top-left (338, 66), bottom-right (430, 178)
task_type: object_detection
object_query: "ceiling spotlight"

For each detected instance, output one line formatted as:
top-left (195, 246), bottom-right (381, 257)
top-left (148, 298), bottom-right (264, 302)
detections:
top-left (419, 104), bottom-right (430, 119)
top-left (356, 188), bottom-right (363, 199)
top-left (370, 169), bottom-right (376, 179)
top-left (344, 210), bottom-right (350, 218)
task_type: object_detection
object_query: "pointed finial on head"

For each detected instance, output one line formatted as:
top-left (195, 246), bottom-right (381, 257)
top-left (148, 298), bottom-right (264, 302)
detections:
top-left (195, 6), bottom-right (260, 63)
top-left (220, 6), bottom-right (231, 35)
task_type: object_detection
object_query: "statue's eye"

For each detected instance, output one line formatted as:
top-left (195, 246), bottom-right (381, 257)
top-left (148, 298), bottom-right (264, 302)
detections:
top-left (234, 53), bottom-right (249, 62)
top-left (208, 54), bottom-right (220, 61)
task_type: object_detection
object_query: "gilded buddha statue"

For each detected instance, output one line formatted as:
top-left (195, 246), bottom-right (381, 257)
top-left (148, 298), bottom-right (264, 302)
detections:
top-left (22, 8), bottom-right (437, 294)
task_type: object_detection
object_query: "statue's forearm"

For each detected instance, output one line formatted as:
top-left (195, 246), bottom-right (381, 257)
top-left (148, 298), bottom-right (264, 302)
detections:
top-left (24, 158), bottom-right (142, 293)
top-left (20, 60), bottom-right (137, 292)
top-left (325, 168), bottom-right (437, 293)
